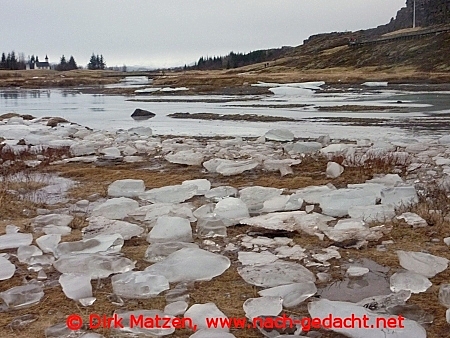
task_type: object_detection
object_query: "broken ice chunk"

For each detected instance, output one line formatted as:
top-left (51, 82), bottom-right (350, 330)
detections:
top-left (346, 266), bottom-right (370, 277)
top-left (185, 303), bottom-right (229, 332)
top-left (204, 186), bottom-right (238, 201)
top-left (265, 129), bottom-right (294, 142)
top-left (83, 216), bottom-right (144, 240)
top-left (381, 186), bottom-right (418, 207)
top-left (203, 158), bottom-right (259, 176)
top-left (189, 330), bottom-right (236, 337)
top-left (144, 242), bottom-right (199, 262)
top-left (32, 214), bottom-right (74, 228)
top-left (59, 273), bottom-right (93, 301)
top-left (396, 250), bottom-right (449, 278)
top-left (36, 234), bottom-right (61, 254)
top-left (326, 161), bottom-right (344, 178)
top-left (0, 283), bottom-right (44, 309)
top-left (54, 234), bottom-right (124, 258)
top-left (111, 271), bottom-right (169, 298)
top-left (348, 205), bottom-right (395, 222)
top-left (147, 216), bottom-right (193, 243)
top-left (164, 301), bottom-right (188, 316)
top-left (390, 271), bottom-right (432, 294)
top-left (42, 225), bottom-right (71, 236)
top-left (165, 150), bottom-right (204, 166)
top-left (54, 253), bottom-right (135, 279)
top-left (91, 197), bottom-right (139, 220)
top-left (295, 184), bottom-right (336, 204)
top-left (308, 299), bottom-right (426, 338)
top-left (182, 179), bottom-right (211, 195)
top-left (196, 216), bottom-right (227, 238)
top-left (243, 297), bottom-right (283, 320)
top-left (144, 248), bottom-right (230, 282)
top-left (114, 310), bottom-right (175, 336)
top-left (239, 186), bottom-right (283, 211)
top-left (0, 233), bottom-right (33, 250)
top-left (439, 284), bottom-right (450, 308)
top-left (357, 290), bottom-right (411, 313)
top-left (17, 245), bottom-right (43, 263)
top-left (237, 261), bottom-right (315, 288)
top-left (0, 256), bottom-right (15, 280)
top-left (319, 188), bottom-right (377, 217)
top-left (238, 251), bottom-right (279, 265)
top-left (214, 198), bottom-right (249, 225)
top-left (7, 314), bottom-right (38, 330)
top-left (107, 179), bottom-right (145, 198)
top-left (396, 213), bottom-right (428, 228)
top-left (139, 184), bottom-right (197, 203)
top-left (45, 322), bottom-right (84, 338)
top-left (258, 282), bottom-right (317, 308)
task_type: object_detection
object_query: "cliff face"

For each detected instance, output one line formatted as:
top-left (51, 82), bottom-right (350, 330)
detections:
top-left (367, 0), bottom-right (450, 36)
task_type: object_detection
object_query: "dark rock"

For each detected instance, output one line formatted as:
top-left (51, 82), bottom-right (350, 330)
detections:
top-left (131, 108), bottom-right (155, 120)
top-left (47, 117), bottom-right (69, 127)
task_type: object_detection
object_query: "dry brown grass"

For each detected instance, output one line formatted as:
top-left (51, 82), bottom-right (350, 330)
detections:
top-left (1, 150), bottom-right (449, 337)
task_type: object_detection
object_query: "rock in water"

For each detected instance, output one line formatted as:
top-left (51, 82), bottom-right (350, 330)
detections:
top-left (131, 108), bottom-right (155, 120)
top-left (308, 299), bottom-right (426, 338)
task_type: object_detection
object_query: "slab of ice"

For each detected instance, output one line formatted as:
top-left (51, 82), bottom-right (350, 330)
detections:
top-left (185, 303), bottom-right (229, 332)
top-left (284, 141), bottom-right (322, 154)
top-left (147, 216), bottom-right (193, 243)
top-left (312, 247), bottom-right (341, 262)
top-left (59, 273), bottom-right (93, 301)
top-left (261, 194), bottom-right (302, 213)
top-left (164, 301), bottom-right (188, 316)
top-left (114, 310), bottom-right (175, 336)
top-left (17, 245), bottom-right (43, 263)
top-left (348, 205), bottom-right (396, 222)
top-left (42, 225), bottom-right (72, 236)
top-left (36, 234), bottom-right (61, 254)
top-left (54, 253), bottom-right (135, 279)
top-left (182, 179), bottom-right (211, 195)
top-left (308, 299), bottom-right (426, 338)
top-left (320, 143), bottom-right (353, 155)
top-left (243, 296), bottom-right (283, 320)
top-left (263, 159), bottom-right (301, 176)
top-left (145, 242), bottom-right (199, 262)
top-left (111, 271), bottom-right (169, 298)
top-left (83, 216), bottom-right (144, 240)
top-left (214, 198), bottom-right (249, 225)
top-left (33, 214), bottom-right (74, 228)
top-left (189, 330), bottom-right (236, 338)
top-left (326, 162), bottom-right (344, 178)
top-left (381, 186), bottom-right (418, 207)
top-left (295, 184), bottom-right (336, 204)
top-left (319, 188), bottom-right (377, 217)
top-left (0, 283), bottom-right (44, 309)
top-left (240, 211), bottom-right (306, 232)
top-left (145, 248), bottom-right (230, 282)
top-left (396, 213), bottom-right (428, 228)
top-left (238, 251), bottom-right (279, 265)
top-left (346, 266), bottom-right (370, 277)
top-left (0, 256), bottom-right (15, 280)
top-left (204, 186), bottom-right (238, 201)
top-left (196, 216), bottom-right (227, 238)
top-left (139, 184), bottom-right (197, 203)
top-left (397, 250), bottom-right (449, 278)
top-left (238, 260), bottom-right (315, 287)
top-left (165, 150), bottom-right (204, 166)
top-left (258, 282), bottom-right (317, 307)
top-left (439, 284), bottom-right (450, 308)
top-left (363, 81), bottom-right (388, 87)
top-left (390, 271), bottom-right (432, 293)
top-left (107, 179), bottom-right (145, 198)
top-left (239, 186), bottom-right (283, 210)
top-left (265, 129), bottom-right (294, 142)
top-left (91, 197), bottom-right (139, 220)
top-left (203, 158), bottom-right (259, 176)
top-left (0, 233), bottom-right (33, 250)
top-left (274, 245), bottom-right (307, 260)
top-left (356, 290), bottom-right (411, 313)
top-left (55, 234), bottom-right (124, 258)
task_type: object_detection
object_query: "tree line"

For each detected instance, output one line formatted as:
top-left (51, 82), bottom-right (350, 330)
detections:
top-left (186, 46), bottom-right (293, 71)
top-left (0, 51), bottom-right (106, 71)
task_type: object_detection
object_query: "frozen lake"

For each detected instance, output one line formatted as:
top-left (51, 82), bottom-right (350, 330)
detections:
top-left (1, 82), bottom-right (449, 142)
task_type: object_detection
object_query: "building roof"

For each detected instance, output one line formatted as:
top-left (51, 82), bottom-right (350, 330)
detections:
top-left (35, 62), bottom-right (50, 67)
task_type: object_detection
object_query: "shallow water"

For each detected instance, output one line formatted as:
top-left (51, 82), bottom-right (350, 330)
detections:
top-left (1, 84), bottom-right (449, 141)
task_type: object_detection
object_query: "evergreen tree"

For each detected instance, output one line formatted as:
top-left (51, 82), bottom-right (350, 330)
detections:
top-left (68, 56), bottom-right (77, 70)
top-left (88, 53), bottom-right (97, 70)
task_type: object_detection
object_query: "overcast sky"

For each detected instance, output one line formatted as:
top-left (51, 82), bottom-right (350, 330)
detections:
top-left (2, 0), bottom-right (406, 68)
